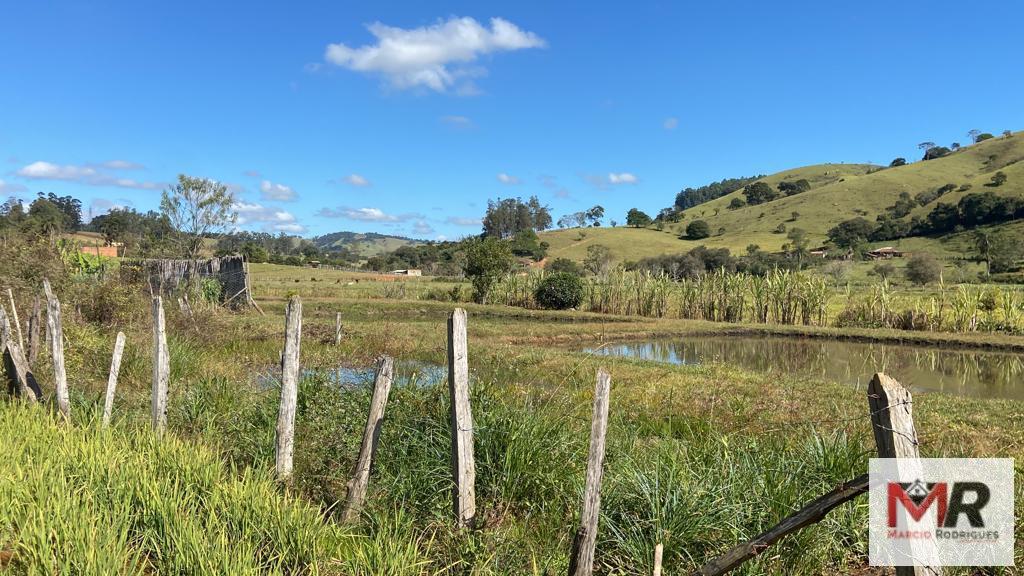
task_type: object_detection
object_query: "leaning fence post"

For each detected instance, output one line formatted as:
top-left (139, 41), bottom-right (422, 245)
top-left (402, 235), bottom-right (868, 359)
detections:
top-left (275, 295), bottom-right (303, 482)
top-left (102, 332), bottom-right (127, 426)
top-left (868, 373), bottom-right (943, 576)
top-left (43, 280), bottom-right (70, 420)
top-left (0, 304), bottom-right (10, 351)
top-left (334, 312), bottom-right (343, 345)
top-left (569, 368), bottom-right (612, 576)
top-left (447, 307), bottom-right (476, 528)
top-left (343, 354), bottom-right (395, 521)
top-left (7, 288), bottom-right (24, 350)
top-left (151, 297), bottom-right (169, 435)
top-left (3, 342), bottom-right (42, 401)
top-left (653, 542), bottom-right (664, 576)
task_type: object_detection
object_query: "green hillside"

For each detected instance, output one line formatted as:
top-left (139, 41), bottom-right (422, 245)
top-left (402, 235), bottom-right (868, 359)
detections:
top-left (542, 132), bottom-right (1024, 262)
top-left (311, 231), bottom-right (422, 259)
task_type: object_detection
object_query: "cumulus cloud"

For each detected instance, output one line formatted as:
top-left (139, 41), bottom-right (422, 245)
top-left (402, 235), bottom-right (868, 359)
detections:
top-left (412, 220), bottom-right (435, 236)
top-left (324, 16), bottom-right (545, 93)
top-left (663, 117), bottom-right (678, 130)
top-left (259, 180), bottom-right (298, 201)
top-left (445, 216), bottom-right (481, 226)
top-left (234, 201), bottom-right (306, 233)
top-left (316, 206), bottom-right (422, 223)
top-left (0, 179), bottom-right (28, 194)
top-left (15, 160), bottom-right (163, 190)
top-left (496, 172), bottom-right (522, 185)
top-left (342, 174), bottom-right (371, 187)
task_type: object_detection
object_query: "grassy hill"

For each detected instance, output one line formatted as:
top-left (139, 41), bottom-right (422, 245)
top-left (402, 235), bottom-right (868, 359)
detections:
top-left (542, 132), bottom-right (1024, 263)
top-left (311, 231), bottom-right (422, 259)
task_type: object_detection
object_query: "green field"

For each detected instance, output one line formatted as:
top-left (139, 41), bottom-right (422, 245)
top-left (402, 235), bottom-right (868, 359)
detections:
top-left (542, 132), bottom-right (1024, 261)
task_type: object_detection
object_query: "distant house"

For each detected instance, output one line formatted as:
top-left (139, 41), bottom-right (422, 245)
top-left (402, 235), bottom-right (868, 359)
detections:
top-left (809, 247), bottom-right (829, 258)
top-left (308, 260), bottom-right (321, 268)
top-left (391, 269), bottom-right (422, 276)
top-left (866, 247), bottom-right (905, 260)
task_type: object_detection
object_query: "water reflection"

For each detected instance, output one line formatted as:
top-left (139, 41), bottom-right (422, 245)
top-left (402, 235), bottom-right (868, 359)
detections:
top-left (584, 338), bottom-right (1024, 401)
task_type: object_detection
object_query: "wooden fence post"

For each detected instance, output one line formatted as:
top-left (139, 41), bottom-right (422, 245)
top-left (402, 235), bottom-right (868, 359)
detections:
top-left (343, 354), bottom-right (395, 521)
top-left (447, 307), bottom-right (476, 528)
top-left (102, 332), bottom-right (126, 427)
top-left (151, 297), bottom-right (169, 435)
top-left (27, 296), bottom-right (41, 365)
top-left (868, 373), bottom-right (943, 576)
top-left (653, 542), bottom-right (664, 576)
top-left (334, 312), bottom-right (343, 345)
top-left (43, 280), bottom-right (70, 420)
top-left (569, 368), bottom-right (612, 576)
top-left (0, 304), bottom-right (10, 351)
top-left (7, 288), bottom-right (24, 350)
top-left (275, 295), bottom-right (302, 482)
top-left (3, 342), bottom-right (42, 401)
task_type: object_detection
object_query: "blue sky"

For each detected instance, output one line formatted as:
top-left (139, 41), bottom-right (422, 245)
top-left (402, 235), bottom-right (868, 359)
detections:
top-left (1, 0), bottom-right (1021, 240)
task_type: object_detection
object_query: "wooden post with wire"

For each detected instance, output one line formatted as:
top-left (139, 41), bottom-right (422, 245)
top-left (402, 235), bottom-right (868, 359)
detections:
top-left (867, 373), bottom-right (943, 576)
top-left (447, 307), bottom-right (476, 528)
top-left (334, 312), bottom-right (343, 345)
top-left (7, 288), bottom-right (24, 350)
top-left (27, 296), bottom-right (41, 365)
top-left (343, 354), bottom-right (395, 521)
top-left (275, 295), bottom-right (303, 482)
top-left (43, 279), bottom-right (70, 420)
top-left (568, 368), bottom-right (612, 576)
top-left (102, 332), bottom-right (126, 426)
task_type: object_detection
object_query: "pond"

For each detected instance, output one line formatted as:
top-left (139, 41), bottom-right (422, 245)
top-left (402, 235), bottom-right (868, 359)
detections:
top-left (583, 336), bottom-right (1024, 401)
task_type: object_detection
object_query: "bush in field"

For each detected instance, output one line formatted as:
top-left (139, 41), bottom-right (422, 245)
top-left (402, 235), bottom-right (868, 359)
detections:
top-left (464, 237), bottom-right (513, 303)
top-left (545, 257), bottom-right (582, 276)
top-left (534, 272), bottom-right (584, 310)
top-left (905, 253), bottom-right (942, 285)
top-left (685, 220), bottom-right (711, 240)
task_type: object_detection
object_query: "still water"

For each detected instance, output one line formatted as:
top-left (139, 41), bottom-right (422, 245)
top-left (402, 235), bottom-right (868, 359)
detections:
top-left (583, 337), bottom-right (1024, 401)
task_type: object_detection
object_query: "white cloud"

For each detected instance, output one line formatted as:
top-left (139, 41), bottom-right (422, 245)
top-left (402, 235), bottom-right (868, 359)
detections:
top-left (0, 179), bottom-right (28, 194)
top-left (343, 174), bottom-right (371, 187)
top-left (663, 117), bottom-right (678, 130)
top-left (15, 160), bottom-right (163, 190)
top-left (412, 220), bottom-right (435, 236)
top-left (316, 206), bottom-right (423, 223)
top-left (608, 172), bottom-right (638, 185)
top-left (233, 201), bottom-right (306, 233)
top-left (440, 115), bottom-right (473, 128)
top-left (259, 180), bottom-right (297, 201)
top-left (243, 169), bottom-right (262, 178)
top-left (325, 17), bottom-right (545, 92)
top-left (446, 216), bottom-right (481, 226)
top-left (496, 172), bottom-right (521, 185)
top-left (96, 160), bottom-right (144, 170)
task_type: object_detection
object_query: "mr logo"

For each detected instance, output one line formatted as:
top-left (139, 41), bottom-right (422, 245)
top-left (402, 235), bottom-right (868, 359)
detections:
top-left (887, 479), bottom-right (990, 528)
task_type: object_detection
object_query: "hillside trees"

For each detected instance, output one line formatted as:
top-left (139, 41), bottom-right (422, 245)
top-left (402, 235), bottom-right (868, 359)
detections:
top-left (463, 236), bottom-right (513, 303)
top-left (625, 208), bottom-right (653, 228)
top-left (482, 196), bottom-right (551, 238)
top-left (777, 179), bottom-right (811, 196)
top-left (673, 175), bottom-right (762, 211)
top-left (827, 218), bottom-right (874, 249)
top-left (890, 158), bottom-right (907, 167)
top-left (583, 244), bottom-right (613, 275)
top-left (742, 182), bottom-right (779, 205)
top-left (990, 171), bottom-right (1008, 187)
top-left (685, 220), bottom-right (711, 239)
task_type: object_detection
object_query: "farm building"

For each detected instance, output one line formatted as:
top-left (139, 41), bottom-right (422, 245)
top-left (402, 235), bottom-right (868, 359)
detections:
top-left (866, 247), bottom-right (905, 260)
top-left (391, 269), bottom-right (422, 276)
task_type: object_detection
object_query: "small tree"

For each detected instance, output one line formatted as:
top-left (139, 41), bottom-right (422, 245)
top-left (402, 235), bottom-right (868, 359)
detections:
top-left (583, 244), bottom-right (613, 276)
top-left (990, 171), bottom-right (1008, 187)
top-left (463, 237), bottom-right (513, 303)
top-left (905, 253), bottom-right (942, 285)
top-left (545, 257), bottom-right (582, 276)
top-left (967, 129), bottom-right (981, 143)
top-left (890, 157), bottom-right (907, 167)
top-left (871, 262), bottom-right (896, 281)
top-left (625, 208), bottom-right (653, 228)
top-left (160, 174), bottom-right (237, 259)
top-left (685, 220), bottom-right (711, 239)
top-left (728, 197), bottom-right (747, 210)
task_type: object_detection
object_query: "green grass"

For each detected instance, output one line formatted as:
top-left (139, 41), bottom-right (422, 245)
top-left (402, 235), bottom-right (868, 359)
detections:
top-left (541, 132), bottom-right (1024, 260)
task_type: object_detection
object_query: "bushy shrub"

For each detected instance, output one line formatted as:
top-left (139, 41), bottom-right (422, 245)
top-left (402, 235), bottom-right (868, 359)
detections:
top-left (534, 272), bottom-right (584, 310)
top-left (685, 220), bottom-right (711, 240)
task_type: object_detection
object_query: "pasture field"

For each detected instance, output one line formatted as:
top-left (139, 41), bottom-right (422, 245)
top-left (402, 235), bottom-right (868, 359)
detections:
top-left (2, 264), bottom-right (1022, 574)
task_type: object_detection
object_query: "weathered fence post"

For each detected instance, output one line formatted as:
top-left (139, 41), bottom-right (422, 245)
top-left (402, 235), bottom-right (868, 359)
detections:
top-left (275, 295), bottom-right (303, 482)
top-left (653, 542), bottom-right (664, 576)
top-left (568, 368), bottom-right (612, 576)
top-left (151, 297), bottom-right (169, 435)
top-left (343, 354), bottom-right (395, 521)
top-left (3, 342), bottom-right (42, 401)
top-left (868, 373), bottom-right (943, 576)
top-left (43, 280), bottom-right (70, 420)
top-left (102, 332), bottom-right (126, 427)
top-left (7, 288), bottom-right (24, 350)
top-left (447, 307), bottom-right (476, 528)
top-left (27, 296), bottom-right (41, 365)
top-left (0, 304), bottom-right (10, 351)
top-left (334, 312), bottom-right (343, 345)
